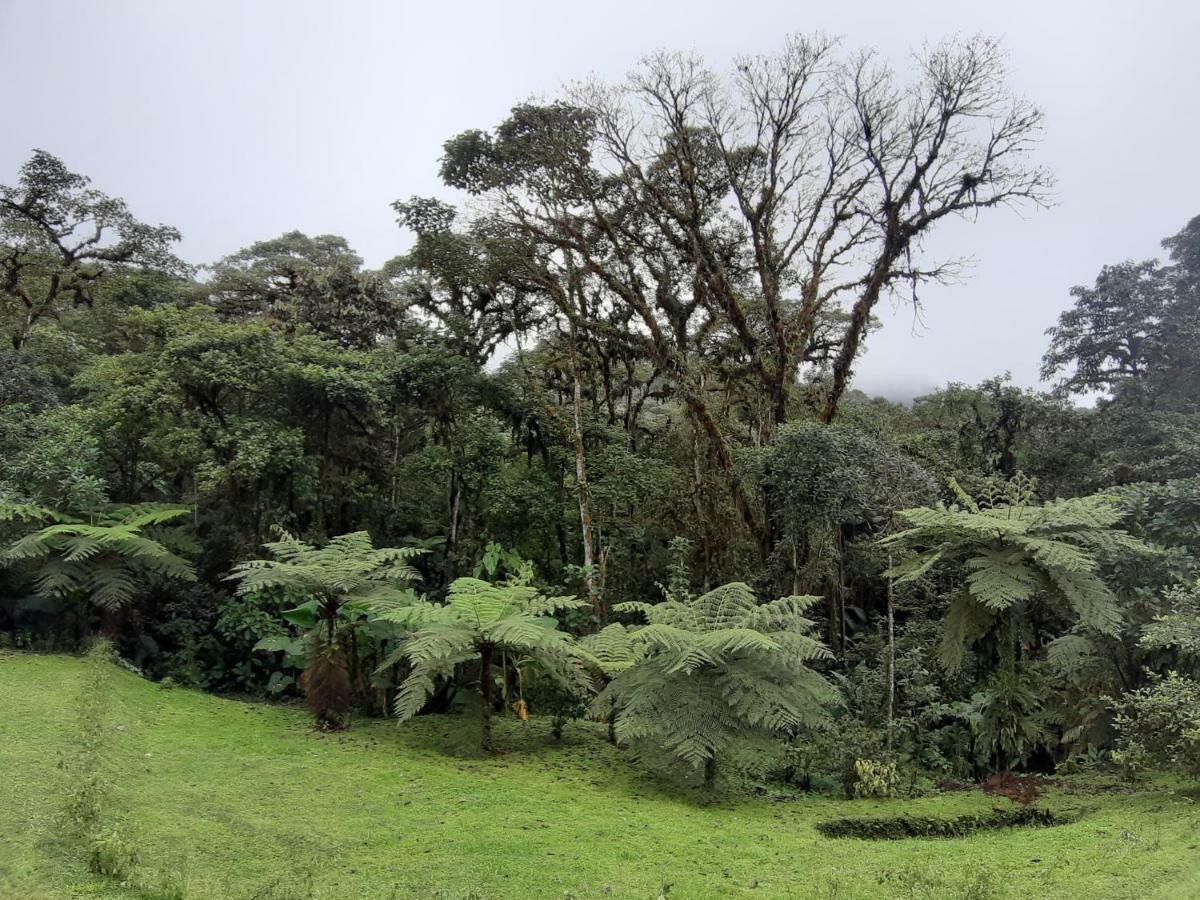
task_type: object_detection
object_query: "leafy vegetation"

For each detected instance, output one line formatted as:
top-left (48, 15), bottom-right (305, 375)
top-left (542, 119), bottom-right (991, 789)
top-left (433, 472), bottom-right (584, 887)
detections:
top-left (227, 531), bottom-right (422, 728)
top-left (1, 25), bottom-right (1199, 899)
top-left (377, 570), bottom-right (584, 751)
top-left (600, 583), bottom-right (835, 785)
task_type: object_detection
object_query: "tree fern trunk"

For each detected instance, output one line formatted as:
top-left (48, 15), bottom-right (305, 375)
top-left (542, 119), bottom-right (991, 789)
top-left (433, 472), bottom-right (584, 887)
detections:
top-left (703, 754), bottom-right (717, 790)
top-left (479, 642), bottom-right (494, 753)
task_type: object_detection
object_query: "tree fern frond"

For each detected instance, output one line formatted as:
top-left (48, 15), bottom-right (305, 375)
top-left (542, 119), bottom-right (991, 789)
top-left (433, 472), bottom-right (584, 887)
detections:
top-left (965, 551), bottom-right (1038, 609)
top-left (940, 594), bottom-right (996, 672)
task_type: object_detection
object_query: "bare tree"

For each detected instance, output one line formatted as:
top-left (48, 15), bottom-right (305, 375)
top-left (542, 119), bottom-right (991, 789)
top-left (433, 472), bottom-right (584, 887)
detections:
top-left (439, 33), bottom-right (1050, 547)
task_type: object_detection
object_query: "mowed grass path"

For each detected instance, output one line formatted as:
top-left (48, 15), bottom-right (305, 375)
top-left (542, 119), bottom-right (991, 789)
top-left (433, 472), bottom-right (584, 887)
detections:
top-left (2, 654), bottom-right (1199, 899)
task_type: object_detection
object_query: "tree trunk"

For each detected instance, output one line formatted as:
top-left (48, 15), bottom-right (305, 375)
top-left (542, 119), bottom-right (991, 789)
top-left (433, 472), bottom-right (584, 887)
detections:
top-left (571, 360), bottom-right (602, 624)
top-left (703, 754), bottom-right (718, 790)
top-left (479, 642), bottom-right (494, 753)
top-left (690, 426), bottom-right (713, 592)
top-left (886, 554), bottom-right (896, 755)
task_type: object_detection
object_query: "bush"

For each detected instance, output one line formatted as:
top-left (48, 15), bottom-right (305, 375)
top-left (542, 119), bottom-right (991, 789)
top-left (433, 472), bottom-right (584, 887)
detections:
top-left (522, 670), bottom-right (587, 740)
top-left (86, 827), bottom-right (140, 878)
top-left (851, 758), bottom-right (900, 798)
top-left (1112, 671), bottom-right (1200, 780)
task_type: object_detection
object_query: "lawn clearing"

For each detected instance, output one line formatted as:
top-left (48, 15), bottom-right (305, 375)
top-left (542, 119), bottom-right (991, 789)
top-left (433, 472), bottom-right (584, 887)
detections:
top-left (2, 653), bottom-right (1198, 899)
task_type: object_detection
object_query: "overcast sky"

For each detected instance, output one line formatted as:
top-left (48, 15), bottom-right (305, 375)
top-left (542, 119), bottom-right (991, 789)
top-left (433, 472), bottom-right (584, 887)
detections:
top-left (2, 0), bottom-right (1197, 400)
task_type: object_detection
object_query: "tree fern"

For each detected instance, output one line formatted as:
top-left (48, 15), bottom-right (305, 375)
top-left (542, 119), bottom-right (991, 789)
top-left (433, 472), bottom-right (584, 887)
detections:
top-left (882, 476), bottom-right (1150, 672)
top-left (596, 582), bottom-right (836, 786)
top-left (0, 500), bottom-right (195, 614)
top-left (227, 530), bottom-right (423, 729)
top-left (375, 567), bottom-right (586, 752)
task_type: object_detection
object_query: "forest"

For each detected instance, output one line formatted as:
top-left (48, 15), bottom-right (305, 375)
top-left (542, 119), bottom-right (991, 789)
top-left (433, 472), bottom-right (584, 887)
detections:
top-left (2, 31), bottom-right (1199, 900)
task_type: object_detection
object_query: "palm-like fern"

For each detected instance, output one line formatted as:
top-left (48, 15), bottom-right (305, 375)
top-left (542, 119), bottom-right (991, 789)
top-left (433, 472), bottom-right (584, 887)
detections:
top-left (227, 530), bottom-right (423, 728)
top-left (0, 501), bottom-right (196, 612)
top-left (882, 477), bottom-right (1150, 672)
top-left (597, 582), bottom-right (836, 785)
top-left (376, 569), bottom-right (585, 752)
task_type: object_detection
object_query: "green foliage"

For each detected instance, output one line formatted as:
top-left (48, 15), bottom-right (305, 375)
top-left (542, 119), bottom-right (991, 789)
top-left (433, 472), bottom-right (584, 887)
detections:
top-left (229, 530), bottom-right (421, 615)
top-left (228, 530), bottom-right (422, 728)
top-left (377, 568), bottom-right (585, 751)
top-left (86, 827), bottom-right (140, 879)
top-left (0, 150), bottom-right (188, 350)
top-left (1112, 671), bottom-right (1200, 780)
top-left (208, 230), bottom-right (402, 350)
top-left (851, 758), bottom-right (900, 798)
top-left (1141, 579), bottom-right (1200, 661)
top-left (883, 477), bottom-right (1148, 672)
top-left (598, 583), bottom-right (836, 781)
top-left (0, 501), bottom-right (195, 611)
top-left (766, 422), bottom-right (935, 537)
top-left (967, 667), bottom-right (1051, 772)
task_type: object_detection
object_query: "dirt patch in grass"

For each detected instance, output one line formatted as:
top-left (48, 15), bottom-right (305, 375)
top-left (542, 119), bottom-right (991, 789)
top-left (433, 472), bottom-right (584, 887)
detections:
top-left (816, 806), bottom-right (1076, 840)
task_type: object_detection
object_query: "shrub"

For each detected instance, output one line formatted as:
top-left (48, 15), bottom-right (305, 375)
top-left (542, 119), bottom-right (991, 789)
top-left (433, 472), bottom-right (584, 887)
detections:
top-left (851, 759), bottom-right (900, 799)
top-left (1112, 671), bottom-right (1200, 780)
top-left (86, 827), bottom-right (140, 878)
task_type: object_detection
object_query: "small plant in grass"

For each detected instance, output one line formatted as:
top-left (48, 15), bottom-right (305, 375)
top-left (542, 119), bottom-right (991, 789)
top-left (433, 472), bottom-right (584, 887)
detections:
top-left (86, 827), bottom-right (140, 878)
top-left (851, 758), bottom-right (901, 798)
top-left (60, 640), bottom-right (116, 839)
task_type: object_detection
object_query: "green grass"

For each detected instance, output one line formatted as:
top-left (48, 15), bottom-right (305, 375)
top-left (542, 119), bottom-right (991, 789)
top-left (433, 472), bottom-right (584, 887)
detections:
top-left (2, 653), bottom-right (1199, 899)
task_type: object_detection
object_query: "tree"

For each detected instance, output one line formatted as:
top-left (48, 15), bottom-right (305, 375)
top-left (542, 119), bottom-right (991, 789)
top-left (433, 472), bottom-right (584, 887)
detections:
top-left (0, 501), bottom-right (195, 620)
top-left (1041, 261), bottom-right (1169, 394)
top-left (1043, 215), bottom-right (1200, 406)
top-left (440, 34), bottom-right (1050, 545)
top-left (376, 570), bottom-right (585, 752)
top-left (390, 199), bottom-right (541, 366)
top-left (764, 421), bottom-right (935, 648)
top-left (227, 531), bottom-right (422, 729)
top-left (0, 150), bottom-right (187, 349)
top-left (883, 477), bottom-right (1145, 674)
top-left (208, 231), bottom-right (403, 350)
top-left (597, 582), bottom-right (835, 787)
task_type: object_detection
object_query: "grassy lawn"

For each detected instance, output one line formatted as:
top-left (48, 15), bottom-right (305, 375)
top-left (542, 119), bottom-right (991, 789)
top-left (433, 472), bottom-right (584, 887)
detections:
top-left (2, 653), bottom-right (1198, 899)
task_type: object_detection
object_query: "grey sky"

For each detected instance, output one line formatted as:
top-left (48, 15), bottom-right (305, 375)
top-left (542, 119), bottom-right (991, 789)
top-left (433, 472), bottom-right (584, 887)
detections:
top-left (2, 0), bottom-right (1197, 400)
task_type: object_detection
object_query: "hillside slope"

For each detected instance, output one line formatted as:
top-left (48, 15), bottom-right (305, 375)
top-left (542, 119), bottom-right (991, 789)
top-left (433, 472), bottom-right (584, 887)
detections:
top-left (2, 653), bottom-right (1198, 899)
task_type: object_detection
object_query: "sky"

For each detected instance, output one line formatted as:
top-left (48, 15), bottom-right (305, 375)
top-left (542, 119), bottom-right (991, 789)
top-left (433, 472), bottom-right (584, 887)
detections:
top-left (2, 0), bottom-right (1197, 400)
